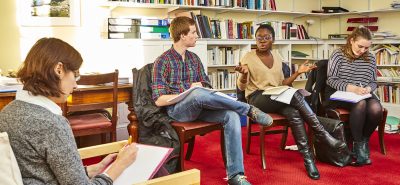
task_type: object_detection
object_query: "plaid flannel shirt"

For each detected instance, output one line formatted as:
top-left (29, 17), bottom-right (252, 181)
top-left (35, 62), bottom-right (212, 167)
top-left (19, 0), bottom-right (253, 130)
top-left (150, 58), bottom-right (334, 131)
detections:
top-left (151, 47), bottom-right (210, 101)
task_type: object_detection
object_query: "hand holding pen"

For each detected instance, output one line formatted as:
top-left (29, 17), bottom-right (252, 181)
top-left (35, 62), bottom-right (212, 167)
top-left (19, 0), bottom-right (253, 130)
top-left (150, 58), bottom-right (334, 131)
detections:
top-left (352, 83), bottom-right (369, 95)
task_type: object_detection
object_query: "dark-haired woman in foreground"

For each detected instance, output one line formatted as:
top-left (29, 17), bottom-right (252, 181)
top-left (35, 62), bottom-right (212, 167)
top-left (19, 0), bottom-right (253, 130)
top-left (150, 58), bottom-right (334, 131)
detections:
top-left (0, 37), bottom-right (138, 184)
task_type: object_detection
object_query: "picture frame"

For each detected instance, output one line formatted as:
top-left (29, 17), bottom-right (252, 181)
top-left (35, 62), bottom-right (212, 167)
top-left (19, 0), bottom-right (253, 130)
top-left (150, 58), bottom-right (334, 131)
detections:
top-left (18, 0), bottom-right (81, 27)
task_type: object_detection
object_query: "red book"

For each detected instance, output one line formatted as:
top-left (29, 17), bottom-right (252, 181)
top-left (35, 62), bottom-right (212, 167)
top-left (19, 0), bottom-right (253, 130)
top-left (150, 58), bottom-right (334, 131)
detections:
top-left (347, 26), bottom-right (378, 32)
top-left (347, 17), bottom-right (378, 23)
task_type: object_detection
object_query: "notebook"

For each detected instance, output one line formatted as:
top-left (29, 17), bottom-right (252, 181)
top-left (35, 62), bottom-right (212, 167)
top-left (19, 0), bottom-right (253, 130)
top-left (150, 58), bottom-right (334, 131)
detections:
top-left (105, 144), bottom-right (173, 185)
top-left (330, 91), bottom-right (372, 103)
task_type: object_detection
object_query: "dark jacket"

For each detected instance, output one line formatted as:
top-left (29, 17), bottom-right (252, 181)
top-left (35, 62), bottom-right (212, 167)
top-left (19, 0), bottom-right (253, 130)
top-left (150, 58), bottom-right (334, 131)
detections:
top-left (305, 59), bottom-right (334, 114)
top-left (132, 63), bottom-right (179, 173)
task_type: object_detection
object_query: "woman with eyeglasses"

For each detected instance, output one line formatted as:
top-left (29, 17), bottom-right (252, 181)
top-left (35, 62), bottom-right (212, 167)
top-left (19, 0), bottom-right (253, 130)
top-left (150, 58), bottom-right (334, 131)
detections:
top-left (0, 38), bottom-right (138, 184)
top-left (235, 24), bottom-right (345, 180)
top-left (325, 26), bottom-right (382, 166)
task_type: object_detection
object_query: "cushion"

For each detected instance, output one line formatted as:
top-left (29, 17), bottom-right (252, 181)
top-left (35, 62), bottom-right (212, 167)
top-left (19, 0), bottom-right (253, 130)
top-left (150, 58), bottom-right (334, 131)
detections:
top-left (0, 132), bottom-right (23, 185)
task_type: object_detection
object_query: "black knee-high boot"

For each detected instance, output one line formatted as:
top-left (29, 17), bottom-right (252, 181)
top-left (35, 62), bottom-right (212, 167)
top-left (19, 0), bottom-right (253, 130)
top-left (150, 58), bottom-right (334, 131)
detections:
top-left (291, 92), bottom-right (346, 150)
top-left (282, 108), bottom-right (320, 180)
top-left (292, 118), bottom-right (320, 180)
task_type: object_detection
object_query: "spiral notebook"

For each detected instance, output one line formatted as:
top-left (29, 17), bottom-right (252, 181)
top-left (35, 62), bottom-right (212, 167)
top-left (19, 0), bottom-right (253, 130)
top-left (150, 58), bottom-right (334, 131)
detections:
top-left (330, 91), bottom-right (372, 103)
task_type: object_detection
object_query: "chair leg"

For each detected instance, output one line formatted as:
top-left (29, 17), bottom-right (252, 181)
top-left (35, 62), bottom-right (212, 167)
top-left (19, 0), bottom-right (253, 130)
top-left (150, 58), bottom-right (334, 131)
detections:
top-left (260, 125), bottom-right (267, 170)
top-left (379, 109), bottom-right (388, 155)
top-left (111, 131), bottom-right (117, 142)
top-left (220, 130), bottom-right (227, 168)
top-left (176, 129), bottom-right (186, 172)
top-left (185, 137), bottom-right (195, 160)
top-left (280, 126), bottom-right (289, 150)
top-left (246, 118), bottom-right (252, 154)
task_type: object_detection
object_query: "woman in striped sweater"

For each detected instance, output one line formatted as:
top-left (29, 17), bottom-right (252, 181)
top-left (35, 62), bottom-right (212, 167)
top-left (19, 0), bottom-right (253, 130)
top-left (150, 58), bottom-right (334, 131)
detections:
top-left (326, 26), bottom-right (383, 166)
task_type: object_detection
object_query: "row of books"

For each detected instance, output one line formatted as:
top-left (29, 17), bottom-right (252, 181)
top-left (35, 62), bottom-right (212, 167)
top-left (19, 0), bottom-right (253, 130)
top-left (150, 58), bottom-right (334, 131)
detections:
top-left (190, 13), bottom-right (254, 39)
top-left (110, 0), bottom-right (277, 10)
top-left (371, 44), bottom-right (400, 65)
top-left (207, 47), bottom-right (243, 66)
top-left (208, 70), bottom-right (237, 90)
top-left (376, 85), bottom-right (400, 104)
top-left (377, 68), bottom-right (400, 82)
top-left (108, 18), bottom-right (170, 39)
top-left (260, 21), bottom-right (310, 40)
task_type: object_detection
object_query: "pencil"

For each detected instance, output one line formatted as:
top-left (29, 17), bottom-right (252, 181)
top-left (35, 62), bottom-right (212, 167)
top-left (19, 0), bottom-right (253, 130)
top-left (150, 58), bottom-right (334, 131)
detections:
top-left (128, 135), bottom-right (132, 145)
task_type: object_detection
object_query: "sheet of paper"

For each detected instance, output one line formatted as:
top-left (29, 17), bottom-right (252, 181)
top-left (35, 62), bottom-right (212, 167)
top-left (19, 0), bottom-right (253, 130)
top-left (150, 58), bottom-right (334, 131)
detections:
top-left (167, 86), bottom-right (215, 104)
top-left (330, 91), bottom-right (372, 103)
top-left (108, 144), bottom-right (172, 185)
top-left (270, 87), bottom-right (298, 104)
top-left (262, 86), bottom-right (290, 95)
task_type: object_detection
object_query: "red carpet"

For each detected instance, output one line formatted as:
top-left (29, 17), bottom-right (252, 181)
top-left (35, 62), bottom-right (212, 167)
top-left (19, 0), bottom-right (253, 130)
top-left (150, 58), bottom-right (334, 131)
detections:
top-left (184, 127), bottom-right (400, 185)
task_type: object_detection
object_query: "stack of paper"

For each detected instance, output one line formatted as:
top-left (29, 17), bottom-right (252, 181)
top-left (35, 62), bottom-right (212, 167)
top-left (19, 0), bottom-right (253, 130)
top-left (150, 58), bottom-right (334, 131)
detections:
top-left (0, 77), bottom-right (22, 93)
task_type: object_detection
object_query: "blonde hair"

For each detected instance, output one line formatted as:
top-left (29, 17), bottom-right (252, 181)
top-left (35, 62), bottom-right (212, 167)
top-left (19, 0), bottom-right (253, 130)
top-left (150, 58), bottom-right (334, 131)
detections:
top-left (341, 26), bottom-right (372, 62)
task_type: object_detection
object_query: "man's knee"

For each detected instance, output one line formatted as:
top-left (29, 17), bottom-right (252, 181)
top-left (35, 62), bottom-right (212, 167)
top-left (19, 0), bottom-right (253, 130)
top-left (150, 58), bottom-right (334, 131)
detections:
top-left (186, 88), bottom-right (212, 102)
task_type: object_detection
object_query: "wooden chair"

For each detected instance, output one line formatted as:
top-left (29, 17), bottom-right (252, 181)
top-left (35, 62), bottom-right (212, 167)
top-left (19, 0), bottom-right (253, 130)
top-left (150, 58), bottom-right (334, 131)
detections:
top-left (325, 107), bottom-right (388, 154)
top-left (78, 140), bottom-right (201, 185)
top-left (246, 113), bottom-right (290, 169)
top-left (128, 121), bottom-right (226, 172)
top-left (64, 70), bottom-right (119, 144)
top-left (171, 122), bottom-right (226, 171)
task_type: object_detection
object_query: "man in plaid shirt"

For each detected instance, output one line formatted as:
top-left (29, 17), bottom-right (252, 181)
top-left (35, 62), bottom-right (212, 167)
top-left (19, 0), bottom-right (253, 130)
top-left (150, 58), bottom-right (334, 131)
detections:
top-left (151, 16), bottom-right (272, 185)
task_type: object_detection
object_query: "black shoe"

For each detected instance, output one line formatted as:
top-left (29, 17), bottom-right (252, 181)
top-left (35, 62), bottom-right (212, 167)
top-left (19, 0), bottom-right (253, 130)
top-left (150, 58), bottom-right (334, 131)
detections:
top-left (227, 174), bottom-right (252, 185)
top-left (247, 105), bottom-right (273, 126)
top-left (351, 141), bottom-right (370, 166)
top-left (362, 137), bottom-right (372, 165)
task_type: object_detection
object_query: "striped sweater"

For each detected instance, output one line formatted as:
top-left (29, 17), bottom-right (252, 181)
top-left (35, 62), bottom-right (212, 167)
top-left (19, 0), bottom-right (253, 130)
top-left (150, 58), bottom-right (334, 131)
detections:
top-left (327, 49), bottom-right (377, 92)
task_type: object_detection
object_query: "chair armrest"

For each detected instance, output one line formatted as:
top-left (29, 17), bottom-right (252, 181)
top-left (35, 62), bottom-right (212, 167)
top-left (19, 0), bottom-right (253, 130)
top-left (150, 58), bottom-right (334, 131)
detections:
top-left (78, 140), bottom-right (127, 159)
top-left (134, 169), bottom-right (200, 185)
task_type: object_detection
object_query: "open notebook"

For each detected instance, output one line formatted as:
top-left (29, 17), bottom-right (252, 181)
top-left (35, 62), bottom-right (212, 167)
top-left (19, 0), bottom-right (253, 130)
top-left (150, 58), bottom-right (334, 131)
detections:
top-left (330, 91), bottom-right (372, 103)
top-left (105, 144), bottom-right (172, 185)
top-left (167, 86), bottom-right (236, 104)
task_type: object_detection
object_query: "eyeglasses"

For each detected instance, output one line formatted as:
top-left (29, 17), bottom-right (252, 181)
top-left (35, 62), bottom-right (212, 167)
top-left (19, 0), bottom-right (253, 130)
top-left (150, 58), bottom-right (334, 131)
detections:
top-left (73, 70), bottom-right (81, 82)
top-left (256, 35), bottom-right (273, 41)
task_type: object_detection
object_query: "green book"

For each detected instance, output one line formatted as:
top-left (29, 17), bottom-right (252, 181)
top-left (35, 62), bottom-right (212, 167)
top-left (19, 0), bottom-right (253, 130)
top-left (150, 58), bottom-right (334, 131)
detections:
top-left (291, 51), bottom-right (309, 57)
top-left (140, 26), bottom-right (169, 33)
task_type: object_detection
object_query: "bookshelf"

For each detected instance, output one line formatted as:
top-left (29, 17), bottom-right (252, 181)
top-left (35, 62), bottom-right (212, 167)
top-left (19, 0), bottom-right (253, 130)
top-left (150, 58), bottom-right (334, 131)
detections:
top-left (98, 0), bottom-right (400, 112)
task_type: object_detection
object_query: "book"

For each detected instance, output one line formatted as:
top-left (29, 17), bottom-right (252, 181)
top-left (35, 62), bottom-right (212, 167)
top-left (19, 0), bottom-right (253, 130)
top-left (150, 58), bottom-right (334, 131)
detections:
top-left (330, 91), bottom-right (372, 103)
top-left (262, 86), bottom-right (290, 95)
top-left (106, 144), bottom-right (173, 185)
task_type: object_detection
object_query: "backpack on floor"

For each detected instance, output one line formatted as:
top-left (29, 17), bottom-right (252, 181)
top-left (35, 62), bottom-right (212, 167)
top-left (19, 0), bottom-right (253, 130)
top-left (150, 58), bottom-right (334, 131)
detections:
top-left (314, 116), bottom-right (352, 167)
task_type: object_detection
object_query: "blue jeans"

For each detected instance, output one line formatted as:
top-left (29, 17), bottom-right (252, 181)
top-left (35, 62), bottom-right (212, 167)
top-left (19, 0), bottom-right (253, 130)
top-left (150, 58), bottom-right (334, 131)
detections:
top-left (167, 88), bottom-right (250, 179)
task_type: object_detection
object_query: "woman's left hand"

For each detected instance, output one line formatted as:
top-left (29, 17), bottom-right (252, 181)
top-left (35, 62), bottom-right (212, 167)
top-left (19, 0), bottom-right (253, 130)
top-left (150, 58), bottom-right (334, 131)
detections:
top-left (87, 153), bottom-right (118, 178)
top-left (297, 60), bottom-right (317, 74)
